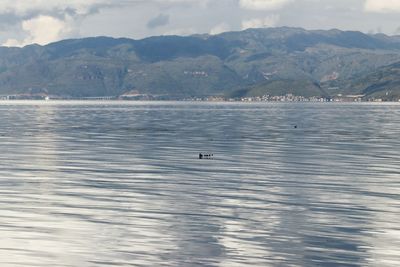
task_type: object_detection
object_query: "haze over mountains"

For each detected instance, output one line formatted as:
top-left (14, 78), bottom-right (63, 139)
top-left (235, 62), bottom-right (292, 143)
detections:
top-left (1, 27), bottom-right (400, 100)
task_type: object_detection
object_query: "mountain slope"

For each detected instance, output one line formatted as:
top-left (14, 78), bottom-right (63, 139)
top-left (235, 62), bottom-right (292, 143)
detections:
top-left (346, 62), bottom-right (400, 100)
top-left (1, 27), bottom-right (400, 99)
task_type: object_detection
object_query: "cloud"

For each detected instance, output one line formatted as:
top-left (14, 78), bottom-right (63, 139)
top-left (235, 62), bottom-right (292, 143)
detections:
top-left (156, 0), bottom-right (210, 6)
top-left (3, 15), bottom-right (73, 46)
top-left (364, 0), bottom-right (400, 13)
top-left (0, 0), bottom-right (114, 46)
top-left (0, 0), bottom-right (208, 17)
top-left (239, 0), bottom-right (292, 10)
top-left (163, 27), bottom-right (196, 36)
top-left (147, 13), bottom-right (170, 29)
top-left (0, 0), bottom-right (214, 46)
top-left (0, 0), bottom-right (113, 17)
top-left (242, 15), bottom-right (280, 30)
top-left (210, 22), bottom-right (231, 35)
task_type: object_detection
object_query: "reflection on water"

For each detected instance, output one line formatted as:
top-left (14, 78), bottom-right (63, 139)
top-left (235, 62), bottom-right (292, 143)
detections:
top-left (0, 101), bottom-right (400, 266)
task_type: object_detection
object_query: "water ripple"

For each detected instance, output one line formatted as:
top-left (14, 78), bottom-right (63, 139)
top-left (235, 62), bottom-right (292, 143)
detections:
top-left (0, 101), bottom-right (400, 266)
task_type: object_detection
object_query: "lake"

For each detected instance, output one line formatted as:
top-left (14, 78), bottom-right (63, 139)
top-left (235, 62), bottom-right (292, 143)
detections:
top-left (0, 101), bottom-right (399, 266)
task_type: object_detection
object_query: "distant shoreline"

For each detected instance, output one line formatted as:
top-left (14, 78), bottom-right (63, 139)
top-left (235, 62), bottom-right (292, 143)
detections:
top-left (1, 99), bottom-right (400, 104)
top-left (2, 93), bottom-right (398, 103)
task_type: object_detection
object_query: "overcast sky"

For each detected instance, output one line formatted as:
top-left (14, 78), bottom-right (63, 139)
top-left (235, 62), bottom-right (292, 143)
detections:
top-left (1, 0), bottom-right (400, 47)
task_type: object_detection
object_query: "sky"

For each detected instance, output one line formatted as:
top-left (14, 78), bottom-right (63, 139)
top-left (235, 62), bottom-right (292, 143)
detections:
top-left (1, 0), bottom-right (400, 47)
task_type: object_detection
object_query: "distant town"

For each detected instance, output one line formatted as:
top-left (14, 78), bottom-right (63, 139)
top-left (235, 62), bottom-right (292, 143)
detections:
top-left (0, 93), bottom-right (398, 102)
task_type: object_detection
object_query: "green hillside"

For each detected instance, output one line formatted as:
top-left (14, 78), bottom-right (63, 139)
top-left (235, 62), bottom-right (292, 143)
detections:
top-left (1, 27), bottom-right (400, 99)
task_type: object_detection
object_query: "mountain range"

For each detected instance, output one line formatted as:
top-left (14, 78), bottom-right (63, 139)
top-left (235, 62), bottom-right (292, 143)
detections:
top-left (1, 27), bottom-right (400, 100)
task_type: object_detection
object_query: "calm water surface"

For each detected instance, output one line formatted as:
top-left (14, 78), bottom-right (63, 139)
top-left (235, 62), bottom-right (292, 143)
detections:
top-left (0, 101), bottom-right (399, 267)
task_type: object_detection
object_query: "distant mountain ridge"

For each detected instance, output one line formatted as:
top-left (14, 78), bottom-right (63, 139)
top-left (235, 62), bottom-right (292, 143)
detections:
top-left (1, 27), bottom-right (400, 100)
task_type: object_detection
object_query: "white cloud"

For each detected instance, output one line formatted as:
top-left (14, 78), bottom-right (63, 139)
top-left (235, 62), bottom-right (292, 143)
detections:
top-left (364, 0), bottom-right (400, 13)
top-left (163, 27), bottom-right (197, 36)
top-left (157, 0), bottom-right (208, 3)
top-left (210, 23), bottom-right (231, 35)
top-left (239, 0), bottom-right (292, 10)
top-left (4, 15), bottom-right (73, 47)
top-left (0, 0), bottom-right (215, 46)
top-left (0, 0), bottom-right (111, 46)
top-left (0, 0), bottom-right (112, 16)
top-left (152, 0), bottom-right (211, 8)
top-left (242, 15), bottom-right (280, 30)
top-left (0, 0), bottom-right (209, 16)
top-left (2, 39), bottom-right (21, 47)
